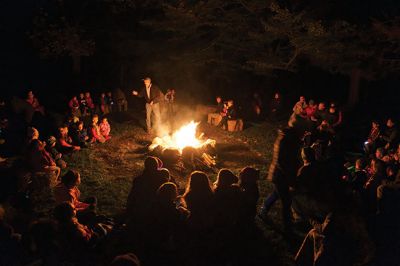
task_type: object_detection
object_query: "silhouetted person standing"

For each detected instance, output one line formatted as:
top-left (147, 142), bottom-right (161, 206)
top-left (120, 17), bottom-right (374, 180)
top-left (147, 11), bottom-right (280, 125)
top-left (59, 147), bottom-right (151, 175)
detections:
top-left (259, 115), bottom-right (304, 230)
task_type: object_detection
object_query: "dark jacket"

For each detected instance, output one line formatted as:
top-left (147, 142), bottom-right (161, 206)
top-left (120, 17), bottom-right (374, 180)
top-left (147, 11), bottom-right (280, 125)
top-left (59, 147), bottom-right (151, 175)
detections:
top-left (138, 84), bottom-right (163, 104)
top-left (382, 126), bottom-right (399, 149)
top-left (226, 106), bottom-right (237, 120)
top-left (268, 128), bottom-right (302, 186)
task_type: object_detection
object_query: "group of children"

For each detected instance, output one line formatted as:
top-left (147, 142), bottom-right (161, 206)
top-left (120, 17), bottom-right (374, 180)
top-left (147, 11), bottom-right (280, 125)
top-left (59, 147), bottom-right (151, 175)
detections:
top-left (69, 91), bottom-right (115, 117)
top-left (25, 114), bottom-right (112, 180)
top-left (291, 95), bottom-right (343, 131)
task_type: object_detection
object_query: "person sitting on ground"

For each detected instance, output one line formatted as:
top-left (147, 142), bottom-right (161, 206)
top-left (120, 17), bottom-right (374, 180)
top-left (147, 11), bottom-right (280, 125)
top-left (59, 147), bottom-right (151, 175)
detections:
top-left (376, 165), bottom-right (400, 215)
top-left (213, 169), bottom-right (241, 230)
top-left (295, 147), bottom-right (319, 194)
top-left (310, 119), bottom-right (335, 160)
top-left (78, 93), bottom-right (88, 116)
top-left (99, 117), bottom-right (111, 140)
top-left (217, 100), bottom-right (236, 130)
top-left (384, 164), bottom-right (397, 183)
top-left (364, 120), bottom-right (380, 155)
top-left (25, 220), bottom-right (61, 265)
top-left (54, 170), bottom-right (95, 212)
top-left (363, 159), bottom-right (385, 214)
top-left (148, 182), bottom-right (189, 247)
top-left (349, 158), bottom-right (368, 194)
top-left (182, 171), bottom-right (215, 232)
top-left (126, 157), bottom-right (168, 224)
top-left (26, 139), bottom-right (61, 179)
top-left (113, 88), bottom-right (128, 112)
top-left (375, 147), bottom-right (387, 162)
top-left (68, 96), bottom-right (81, 117)
top-left (72, 121), bottom-right (89, 148)
top-left (57, 125), bottom-right (81, 153)
top-left (84, 92), bottom-right (95, 114)
top-left (292, 96), bottom-right (307, 117)
top-left (46, 136), bottom-right (67, 169)
top-left (26, 90), bottom-right (45, 115)
top-left (106, 91), bottom-right (114, 113)
top-left (326, 103), bottom-right (342, 129)
top-left (26, 126), bottom-right (40, 146)
top-left (65, 114), bottom-right (79, 131)
top-left (53, 202), bottom-right (98, 252)
top-left (312, 102), bottom-right (328, 125)
top-left (99, 93), bottom-right (109, 115)
top-left (380, 118), bottom-right (399, 150)
top-left (304, 99), bottom-right (317, 120)
top-left (207, 96), bottom-right (224, 125)
top-left (238, 167), bottom-right (260, 227)
top-left (90, 115), bottom-right (106, 143)
top-left (295, 212), bottom-right (361, 266)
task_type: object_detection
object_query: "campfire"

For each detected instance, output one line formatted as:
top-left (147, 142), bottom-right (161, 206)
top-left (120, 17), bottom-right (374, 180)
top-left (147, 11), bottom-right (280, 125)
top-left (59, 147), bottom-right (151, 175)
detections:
top-left (149, 121), bottom-right (216, 168)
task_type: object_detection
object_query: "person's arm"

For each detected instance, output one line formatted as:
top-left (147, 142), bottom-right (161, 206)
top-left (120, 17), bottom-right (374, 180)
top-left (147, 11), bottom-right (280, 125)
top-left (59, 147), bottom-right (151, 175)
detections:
top-left (59, 137), bottom-right (73, 148)
top-left (59, 137), bottom-right (80, 150)
top-left (75, 201), bottom-right (90, 211)
top-left (151, 86), bottom-right (162, 103)
top-left (228, 107), bottom-right (237, 119)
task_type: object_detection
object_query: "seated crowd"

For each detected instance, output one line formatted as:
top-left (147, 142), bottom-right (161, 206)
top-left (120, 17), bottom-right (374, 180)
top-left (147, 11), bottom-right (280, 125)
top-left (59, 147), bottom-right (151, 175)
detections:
top-left (256, 95), bottom-right (400, 265)
top-left (0, 89), bottom-right (399, 266)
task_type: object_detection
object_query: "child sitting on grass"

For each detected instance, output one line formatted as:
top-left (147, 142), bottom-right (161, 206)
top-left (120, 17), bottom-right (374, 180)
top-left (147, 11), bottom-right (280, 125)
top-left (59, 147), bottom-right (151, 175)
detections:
top-left (99, 117), bottom-right (111, 141)
top-left (90, 115), bottom-right (106, 143)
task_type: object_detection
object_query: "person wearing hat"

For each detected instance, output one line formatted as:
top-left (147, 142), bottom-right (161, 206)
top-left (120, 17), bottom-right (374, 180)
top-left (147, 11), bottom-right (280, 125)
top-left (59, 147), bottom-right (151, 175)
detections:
top-left (132, 77), bottom-right (162, 134)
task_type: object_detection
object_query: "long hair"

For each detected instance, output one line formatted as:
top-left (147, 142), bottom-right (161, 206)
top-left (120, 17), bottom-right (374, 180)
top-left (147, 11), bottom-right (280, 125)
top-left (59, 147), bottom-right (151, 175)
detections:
top-left (239, 167), bottom-right (259, 189)
top-left (157, 182), bottom-right (177, 204)
top-left (184, 171), bottom-right (212, 195)
top-left (183, 171), bottom-right (213, 210)
top-left (214, 169), bottom-right (238, 191)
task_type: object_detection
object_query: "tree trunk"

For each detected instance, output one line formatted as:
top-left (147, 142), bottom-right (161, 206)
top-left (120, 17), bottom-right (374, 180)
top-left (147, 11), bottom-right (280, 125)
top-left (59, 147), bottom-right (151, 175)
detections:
top-left (348, 68), bottom-right (361, 107)
top-left (72, 54), bottom-right (81, 74)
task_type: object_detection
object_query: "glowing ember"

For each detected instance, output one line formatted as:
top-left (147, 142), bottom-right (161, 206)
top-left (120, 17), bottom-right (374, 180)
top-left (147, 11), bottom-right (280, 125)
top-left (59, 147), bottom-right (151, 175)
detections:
top-left (149, 121), bottom-right (215, 153)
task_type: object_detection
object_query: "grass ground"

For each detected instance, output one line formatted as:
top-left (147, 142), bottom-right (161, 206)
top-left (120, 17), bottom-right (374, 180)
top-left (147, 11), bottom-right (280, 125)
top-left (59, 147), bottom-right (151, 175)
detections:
top-left (63, 111), bottom-right (304, 265)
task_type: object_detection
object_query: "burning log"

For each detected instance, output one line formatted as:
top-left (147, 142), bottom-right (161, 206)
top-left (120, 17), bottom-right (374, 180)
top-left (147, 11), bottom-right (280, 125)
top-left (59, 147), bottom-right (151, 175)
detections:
top-left (201, 153), bottom-right (216, 167)
top-left (148, 121), bottom-right (216, 170)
